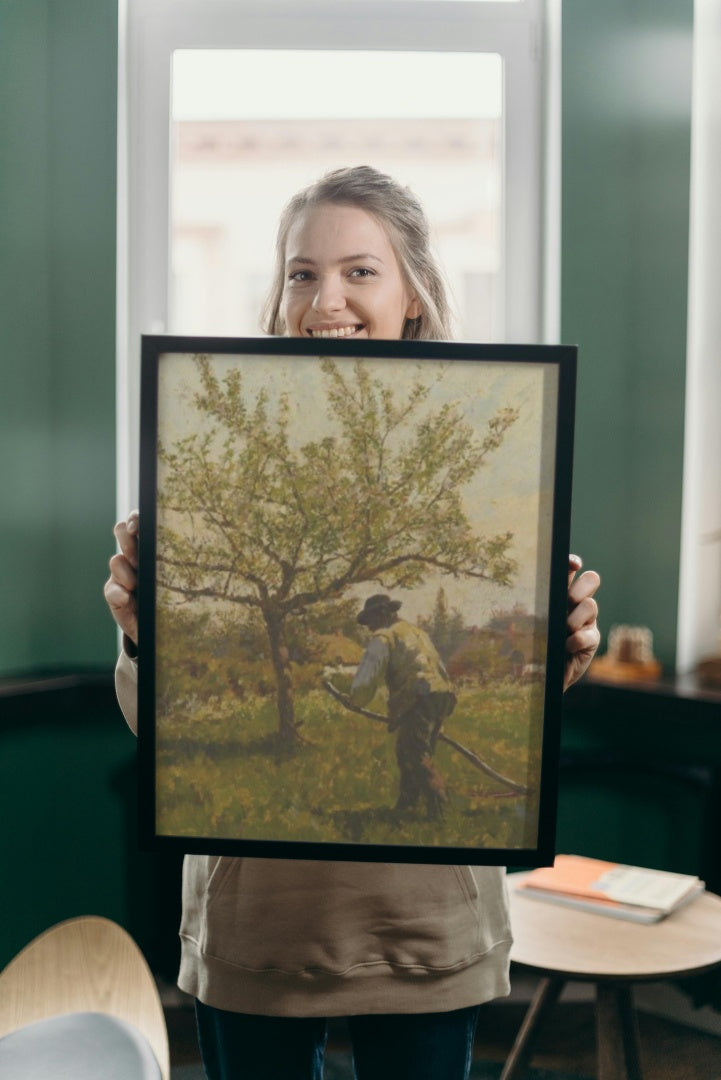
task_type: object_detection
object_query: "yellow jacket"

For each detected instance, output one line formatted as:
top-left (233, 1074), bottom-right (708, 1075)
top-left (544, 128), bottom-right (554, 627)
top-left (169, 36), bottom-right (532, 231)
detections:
top-left (351, 618), bottom-right (453, 718)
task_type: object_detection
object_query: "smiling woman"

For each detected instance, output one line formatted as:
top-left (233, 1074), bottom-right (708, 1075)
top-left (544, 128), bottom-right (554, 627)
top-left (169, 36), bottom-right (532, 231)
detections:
top-left (263, 167), bottom-right (451, 342)
top-left (106, 143), bottom-right (599, 1078)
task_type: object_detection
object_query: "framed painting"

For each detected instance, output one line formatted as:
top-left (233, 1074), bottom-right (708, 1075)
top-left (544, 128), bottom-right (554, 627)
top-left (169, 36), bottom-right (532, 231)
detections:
top-left (137, 335), bottom-right (576, 865)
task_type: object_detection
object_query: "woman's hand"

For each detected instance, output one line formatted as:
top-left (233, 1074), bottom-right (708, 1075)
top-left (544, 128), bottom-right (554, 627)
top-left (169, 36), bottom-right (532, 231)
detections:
top-left (103, 510), bottom-right (139, 646)
top-left (564, 554), bottom-right (601, 691)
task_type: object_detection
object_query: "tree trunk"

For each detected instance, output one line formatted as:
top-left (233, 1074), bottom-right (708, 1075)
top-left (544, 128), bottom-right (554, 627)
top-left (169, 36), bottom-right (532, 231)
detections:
top-left (262, 608), bottom-right (301, 743)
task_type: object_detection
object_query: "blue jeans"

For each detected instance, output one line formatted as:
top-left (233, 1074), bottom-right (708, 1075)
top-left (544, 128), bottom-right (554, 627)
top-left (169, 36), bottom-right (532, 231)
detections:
top-left (195, 1000), bottom-right (481, 1080)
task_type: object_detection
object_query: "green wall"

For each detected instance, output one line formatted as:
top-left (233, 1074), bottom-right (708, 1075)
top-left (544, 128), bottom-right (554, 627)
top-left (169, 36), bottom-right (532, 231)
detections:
top-left (0, 0), bottom-right (134, 971)
top-left (562, 0), bottom-right (693, 670)
top-left (0, 0), bottom-right (118, 675)
top-left (0, 0), bottom-right (698, 969)
top-left (0, 1), bottom-right (693, 677)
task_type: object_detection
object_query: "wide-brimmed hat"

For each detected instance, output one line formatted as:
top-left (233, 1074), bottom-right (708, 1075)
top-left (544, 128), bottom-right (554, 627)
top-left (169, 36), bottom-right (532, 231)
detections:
top-left (357, 594), bottom-right (402, 625)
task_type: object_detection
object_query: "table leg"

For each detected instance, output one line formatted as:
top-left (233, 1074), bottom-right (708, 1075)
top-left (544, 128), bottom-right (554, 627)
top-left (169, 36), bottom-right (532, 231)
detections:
top-left (499, 976), bottom-right (565, 1080)
top-left (596, 982), bottom-right (643, 1080)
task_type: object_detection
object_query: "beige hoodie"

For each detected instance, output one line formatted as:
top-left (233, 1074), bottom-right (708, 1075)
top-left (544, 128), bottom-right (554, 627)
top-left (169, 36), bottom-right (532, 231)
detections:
top-left (116, 651), bottom-right (512, 1016)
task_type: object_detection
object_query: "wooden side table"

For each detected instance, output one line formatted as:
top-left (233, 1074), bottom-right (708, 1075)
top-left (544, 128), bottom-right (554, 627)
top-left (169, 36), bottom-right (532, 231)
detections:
top-left (502, 873), bottom-right (721, 1080)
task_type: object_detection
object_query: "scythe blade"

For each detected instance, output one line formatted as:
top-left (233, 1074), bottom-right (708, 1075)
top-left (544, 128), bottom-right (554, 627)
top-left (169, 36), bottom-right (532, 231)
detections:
top-left (323, 680), bottom-right (531, 796)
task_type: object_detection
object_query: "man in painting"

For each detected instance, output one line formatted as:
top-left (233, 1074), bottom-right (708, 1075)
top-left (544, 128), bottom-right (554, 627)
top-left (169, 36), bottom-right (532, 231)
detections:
top-left (350, 594), bottom-right (457, 819)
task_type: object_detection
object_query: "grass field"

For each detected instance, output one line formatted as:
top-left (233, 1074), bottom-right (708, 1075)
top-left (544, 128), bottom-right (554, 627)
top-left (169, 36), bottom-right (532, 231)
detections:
top-left (154, 677), bottom-right (545, 854)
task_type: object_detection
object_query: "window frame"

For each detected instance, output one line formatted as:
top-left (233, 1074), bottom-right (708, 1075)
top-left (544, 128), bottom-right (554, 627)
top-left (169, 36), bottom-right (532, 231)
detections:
top-left (676, 0), bottom-right (721, 674)
top-left (117, 0), bottom-right (558, 511)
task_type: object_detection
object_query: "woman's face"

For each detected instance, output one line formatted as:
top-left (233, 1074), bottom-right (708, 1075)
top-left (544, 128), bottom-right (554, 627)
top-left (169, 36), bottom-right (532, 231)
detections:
top-left (281, 203), bottom-right (421, 340)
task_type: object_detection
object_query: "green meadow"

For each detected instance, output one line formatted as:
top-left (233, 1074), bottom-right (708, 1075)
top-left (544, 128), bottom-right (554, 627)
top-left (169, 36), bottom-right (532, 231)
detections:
top-left (154, 680), bottom-right (544, 853)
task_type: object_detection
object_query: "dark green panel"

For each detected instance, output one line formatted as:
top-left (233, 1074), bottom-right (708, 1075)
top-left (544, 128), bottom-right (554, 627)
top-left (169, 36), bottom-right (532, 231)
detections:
top-left (0, 682), bottom-right (183, 976)
top-left (0, 2), bottom-right (55, 670)
top-left (0, 685), bottom-right (132, 966)
top-left (556, 769), bottom-right (709, 878)
top-left (559, 682), bottom-right (721, 890)
top-left (0, 0), bottom-right (118, 674)
top-left (562, 0), bottom-right (693, 669)
top-left (47, 0), bottom-right (118, 667)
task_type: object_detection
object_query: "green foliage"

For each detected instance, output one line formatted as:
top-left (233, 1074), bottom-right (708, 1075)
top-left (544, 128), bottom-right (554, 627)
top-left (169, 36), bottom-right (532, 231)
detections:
top-left (156, 356), bottom-right (520, 733)
top-left (154, 681), bottom-right (544, 851)
top-left (417, 587), bottom-right (467, 664)
top-left (158, 356), bottom-right (518, 605)
top-left (154, 597), bottom-right (362, 707)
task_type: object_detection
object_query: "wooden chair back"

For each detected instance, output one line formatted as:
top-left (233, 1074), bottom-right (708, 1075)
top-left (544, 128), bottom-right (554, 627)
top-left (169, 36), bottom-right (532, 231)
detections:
top-left (0, 916), bottom-right (169, 1080)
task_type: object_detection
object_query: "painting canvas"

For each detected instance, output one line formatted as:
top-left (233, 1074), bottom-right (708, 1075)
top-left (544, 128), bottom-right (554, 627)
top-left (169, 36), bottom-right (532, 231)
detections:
top-left (137, 336), bottom-right (576, 865)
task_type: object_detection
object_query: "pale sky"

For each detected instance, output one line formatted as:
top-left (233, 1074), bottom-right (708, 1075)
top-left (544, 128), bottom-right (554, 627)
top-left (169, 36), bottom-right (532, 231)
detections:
top-left (172, 50), bottom-right (502, 122)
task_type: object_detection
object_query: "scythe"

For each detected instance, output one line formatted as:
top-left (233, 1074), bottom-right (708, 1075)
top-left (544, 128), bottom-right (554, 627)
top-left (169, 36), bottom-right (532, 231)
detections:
top-left (323, 680), bottom-right (531, 797)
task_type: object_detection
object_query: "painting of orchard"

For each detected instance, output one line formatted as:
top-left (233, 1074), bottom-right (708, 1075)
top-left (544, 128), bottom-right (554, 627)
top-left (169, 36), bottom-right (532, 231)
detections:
top-left (153, 351), bottom-right (557, 851)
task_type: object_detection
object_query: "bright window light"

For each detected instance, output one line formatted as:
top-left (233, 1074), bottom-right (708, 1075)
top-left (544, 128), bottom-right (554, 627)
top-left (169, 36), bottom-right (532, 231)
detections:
top-left (173, 50), bottom-right (502, 121)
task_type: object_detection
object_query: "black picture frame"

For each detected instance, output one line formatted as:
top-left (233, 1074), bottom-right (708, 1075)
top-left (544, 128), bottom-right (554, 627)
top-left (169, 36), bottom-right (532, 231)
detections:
top-left (138, 335), bottom-right (576, 865)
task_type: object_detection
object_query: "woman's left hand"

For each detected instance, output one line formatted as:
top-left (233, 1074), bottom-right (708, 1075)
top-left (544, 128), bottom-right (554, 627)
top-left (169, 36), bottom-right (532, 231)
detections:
top-left (564, 555), bottom-right (601, 691)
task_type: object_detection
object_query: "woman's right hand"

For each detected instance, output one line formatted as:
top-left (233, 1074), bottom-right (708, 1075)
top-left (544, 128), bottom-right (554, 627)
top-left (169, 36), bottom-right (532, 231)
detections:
top-left (104, 510), bottom-right (139, 646)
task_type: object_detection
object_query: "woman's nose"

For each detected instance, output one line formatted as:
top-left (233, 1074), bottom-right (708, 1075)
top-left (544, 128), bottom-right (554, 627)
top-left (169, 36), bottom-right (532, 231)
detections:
top-left (312, 274), bottom-right (345, 314)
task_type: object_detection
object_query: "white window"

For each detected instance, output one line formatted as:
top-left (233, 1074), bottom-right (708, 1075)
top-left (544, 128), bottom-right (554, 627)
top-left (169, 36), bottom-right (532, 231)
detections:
top-left (677, 0), bottom-right (721, 675)
top-left (169, 49), bottom-right (504, 342)
top-left (117, 0), bottom-right (558, 511)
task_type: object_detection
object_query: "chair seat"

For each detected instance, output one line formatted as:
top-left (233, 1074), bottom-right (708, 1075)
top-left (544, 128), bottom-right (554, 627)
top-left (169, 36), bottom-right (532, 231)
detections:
top-left (0, 1011), bottom-right (162, 1079)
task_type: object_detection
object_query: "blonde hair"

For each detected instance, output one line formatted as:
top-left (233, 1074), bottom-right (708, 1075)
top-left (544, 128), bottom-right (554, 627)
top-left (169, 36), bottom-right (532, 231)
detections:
top-left (262, 165), bottom-right (453, 341)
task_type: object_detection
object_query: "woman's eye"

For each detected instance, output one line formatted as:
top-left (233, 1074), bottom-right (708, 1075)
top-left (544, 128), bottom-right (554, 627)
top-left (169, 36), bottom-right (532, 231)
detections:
top-left (288, 270), bottom-right (313, 283)
top-left (349, 267), bottom-right (375, 279)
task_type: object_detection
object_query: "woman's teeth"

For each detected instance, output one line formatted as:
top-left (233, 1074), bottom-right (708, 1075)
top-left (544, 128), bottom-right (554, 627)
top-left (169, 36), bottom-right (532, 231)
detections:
top-left (310, 325), bottom-right (360, 338)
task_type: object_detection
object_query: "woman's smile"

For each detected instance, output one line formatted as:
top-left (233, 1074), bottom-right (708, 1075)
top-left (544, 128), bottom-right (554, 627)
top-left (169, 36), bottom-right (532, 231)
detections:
top-left (306, 323), bottom-right (365, 339)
